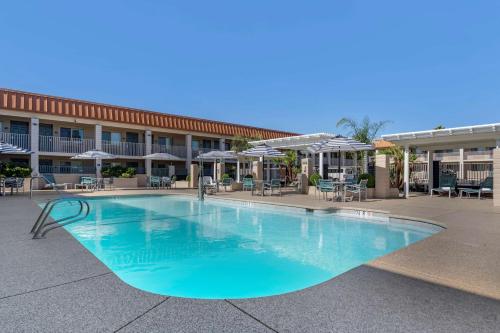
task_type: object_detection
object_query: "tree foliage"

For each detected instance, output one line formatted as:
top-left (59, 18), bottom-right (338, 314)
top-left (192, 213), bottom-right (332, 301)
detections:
top-left (336, 116), bottom-right (390, 144)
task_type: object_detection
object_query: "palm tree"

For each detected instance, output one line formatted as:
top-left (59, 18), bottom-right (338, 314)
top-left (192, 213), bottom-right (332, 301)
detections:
top-left (380, 146), bottom-right (416, 190)
top-left (230, 136), bottom-right (252, 152)
top-left (336, 117), bottom-right (390, 143)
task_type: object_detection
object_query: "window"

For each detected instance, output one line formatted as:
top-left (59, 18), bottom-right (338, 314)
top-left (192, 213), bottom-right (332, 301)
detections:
top-left (60, 127), bottom-right (83, 140)
top-left (202, 140), bottom-right (211, 149)
top-left (10, 121), bottom-right (29, 134)
top-left (225, 142), bottom-right (231, 151)
top-left (0, 121), bottom-right (3, 133)
top-left (60, 127), bottom-right (71, 139)
top-left (39, 124), bottom-right (53, 136)
top-left (158, 136), bottom-right (171, 147)
top-left (102, 131), bottom-right (121, 143)
top-left (213, 141), bottom-right (220, 150)
top-left (126, 132), bottom-right (139, 143)
top-left (72, 129), bottom-right (83, 140)
top-left (192, 140), bottom-right (199, 150)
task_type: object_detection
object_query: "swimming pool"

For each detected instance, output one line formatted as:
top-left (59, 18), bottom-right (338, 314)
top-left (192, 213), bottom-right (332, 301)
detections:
top-left (49, 195), bottom-right (441, 299)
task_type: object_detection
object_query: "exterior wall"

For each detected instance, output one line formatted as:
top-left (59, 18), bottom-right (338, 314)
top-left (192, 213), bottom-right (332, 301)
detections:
top-left (494, 148), bottom-right (500, 206)
top-left (375, 153), bottom-right (396, 199)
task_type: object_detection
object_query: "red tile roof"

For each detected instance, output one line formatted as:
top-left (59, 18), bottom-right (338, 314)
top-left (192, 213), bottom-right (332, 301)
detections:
top-left (0, 88), bottom-right (298, 139)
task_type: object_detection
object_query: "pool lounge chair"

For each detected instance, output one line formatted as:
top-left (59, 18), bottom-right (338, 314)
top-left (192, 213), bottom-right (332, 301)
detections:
top-left (345, 179), bottom-right (368, 202)
top-left (431, 174), bottom-right (457, 198)
top-left (41, 174), bottom-right (70, 190)
top-left (4, 177), bottom-right (25, 195)
top-left (161, 176), bottom-right (172, 189)
top-left (459, 177), bottom-right (493, 199)
top-left (75, 176), bottom-right (97, 191)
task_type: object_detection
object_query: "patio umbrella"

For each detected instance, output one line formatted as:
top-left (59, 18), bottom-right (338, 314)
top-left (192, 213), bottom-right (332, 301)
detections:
top-left (308, 136), bottom-right (373, 174)
top-left (239, 144), bottom-right (285, 181)
top-left (0, 141), bottom-right (33, 154)
top-left (71, 150), bottom-right (116, 179)
top-left (196, 150), bottom-right (237, 195)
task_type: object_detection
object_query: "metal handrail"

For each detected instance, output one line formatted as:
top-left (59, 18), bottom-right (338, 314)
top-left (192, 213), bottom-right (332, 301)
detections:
top-left (30, 197), bottom-right (91, 239)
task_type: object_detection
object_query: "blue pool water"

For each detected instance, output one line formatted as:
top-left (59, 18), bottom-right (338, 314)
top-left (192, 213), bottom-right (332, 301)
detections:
top-left (49, 195), bottom-right (440, 299)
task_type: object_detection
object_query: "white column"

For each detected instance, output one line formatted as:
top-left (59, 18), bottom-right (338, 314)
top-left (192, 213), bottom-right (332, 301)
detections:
top-left (404, 145), bottom-right (410, 198)
top-left (266, 159), bottom-right (270, 181)
top-left (219, 138), bottom-right (225, 151)
top-left (95, 124), bottom-right (102, 178)
top-left (318, 153), bottom-right (324, 178)
top-left (30, 117), bottom-right (39, 176)
top-left (363, 151), bottom-right (369, 173)
top-left (145, 130), bottom-right (152, 177)
top-left (427, 150), bottom-right (434, 195)
top-left (459, 148), bottom-right (464, 180)
top-left (340, 152), bottom-right (345, 168)
top-left (185, 134), bottom-right (192, 173)
top-left (236, 159), bottom-right (241, 182)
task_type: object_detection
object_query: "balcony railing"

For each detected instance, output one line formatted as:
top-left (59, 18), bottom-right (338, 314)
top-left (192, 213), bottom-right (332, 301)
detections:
top-left (464, 150), bottom-right (494, 161)
top-left (151, 144), bottom-right (187, 158)
top-left (39, 165), bottom-right (96, 174)
top-left (39, 135), bottom-right (95, 154)
top-left (102, 141), bottom-right (145, 156)
top-left (0, 132), bottom-right (31, 150)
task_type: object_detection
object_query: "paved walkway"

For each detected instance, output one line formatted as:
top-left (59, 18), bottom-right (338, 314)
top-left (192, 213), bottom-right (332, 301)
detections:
top-left (0, 190), bottom-right (499, 332)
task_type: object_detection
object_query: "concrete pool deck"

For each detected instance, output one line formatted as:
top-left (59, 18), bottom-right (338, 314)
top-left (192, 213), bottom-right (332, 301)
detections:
top-left (0, 189), bottom-right (499, 332)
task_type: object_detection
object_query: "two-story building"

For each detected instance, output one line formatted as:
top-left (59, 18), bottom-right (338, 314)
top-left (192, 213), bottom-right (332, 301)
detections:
top-left (0, 88), bottom-right (296, 184)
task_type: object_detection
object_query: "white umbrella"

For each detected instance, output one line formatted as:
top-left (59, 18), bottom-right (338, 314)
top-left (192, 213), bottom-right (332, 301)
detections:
top-left (239, 144), bottom-right (285, 182)
top-left (308, 136), bottom-right (373, 174)
top-left (71, 150), bottom-right (116, 160)
top-left (143, 152), bottom-right (182, 161)
top-left (0, 142), bottom-right (33, 154)
top-left (196, 150), bottom-right (237, 193)
top-left (71, 150), bottom-right (116, 179)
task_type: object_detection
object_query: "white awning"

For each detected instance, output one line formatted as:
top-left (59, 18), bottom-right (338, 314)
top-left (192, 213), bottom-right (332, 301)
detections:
top-left (249, 133), bottom-right (336, 150)
top-left (382, 123), bottom-right (500, 149)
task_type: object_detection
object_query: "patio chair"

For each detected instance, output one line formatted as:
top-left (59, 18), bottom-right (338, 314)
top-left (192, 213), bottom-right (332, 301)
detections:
top-left (345, 179), bottom-right (368, 202)
top-left (221, 177), bottom-right (233, 191)
top-left (242, 178), bottom-right (256, 194)
top-left (4, 177), bottom-right (25, 195)
top-left (41, 174), bottom-right (70, 190)
top-left (148, 176), bottom-right (161, 189)
top-left (264, 179), bottom-right (281, 196)
top-left (318, 179), bottom-right (334, 200)
top-left (0, 177), bottom-right (5, 196)
top-left (161, 176), bottom-right (172, 189)
top-left (431, 173), bottom-right (457, 198)
top-left (202, 176), bottom-right (217, 194)
top-left (75, 176), bottom-right (97, 191)
top-left (459, 177), bottom-right (493, 199)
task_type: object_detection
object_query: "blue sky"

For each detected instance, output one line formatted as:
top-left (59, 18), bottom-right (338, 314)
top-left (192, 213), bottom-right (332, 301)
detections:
top-left (1, 1), bottom-right (499, 136)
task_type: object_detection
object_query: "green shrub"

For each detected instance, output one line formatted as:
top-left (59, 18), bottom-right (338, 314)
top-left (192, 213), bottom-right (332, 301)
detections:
top-left (0, 163), bottom-right (32, 177)
top-left (309, 172), bottom-right (321, 186)
top-left (359, 173), bottom-right (375, 188)
top-left (102, 166), bottom-right (136, 178)
top-left (186, 175), bottom-right (191, 182)
top-left (221, 173), bottom-right (230, 180)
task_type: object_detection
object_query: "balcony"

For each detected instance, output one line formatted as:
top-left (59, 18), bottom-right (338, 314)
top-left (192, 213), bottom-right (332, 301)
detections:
top-left (39, 136), bottom-right (95, 154)
top-left (39, 165), bottom-right (96, 174)
top-left (151, 144), bottom-right (187, 158)
top-left (0, 132), bottom-right (31, 150)
top-left (464, 150), bottom-right (494, 161)
top-left (102, 141), bottom-right (145, 156)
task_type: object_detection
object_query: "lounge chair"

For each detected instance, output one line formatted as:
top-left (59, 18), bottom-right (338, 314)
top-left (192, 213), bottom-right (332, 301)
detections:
top-left (431, 173), bottom-right (457, 198)
top-left (221, 177), bottom-right (233, 191)
top-left (242, 178), bottom-right (256, 194)
top-left (264, 179), bottom-right (281, 196)
top-left (459, 177), bottom-right (493, 199)
top-left (75, 176), bottom-right (97, 191)
top-left (41, 174), bottom-right (70, 190)
top-left (345, 179), bottom-right (368, 202)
